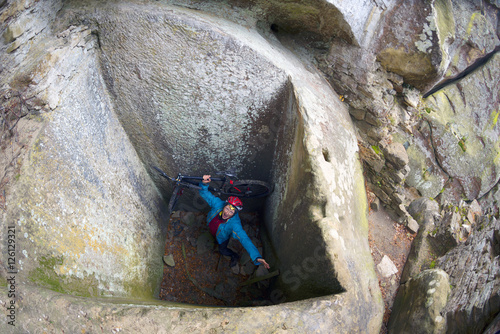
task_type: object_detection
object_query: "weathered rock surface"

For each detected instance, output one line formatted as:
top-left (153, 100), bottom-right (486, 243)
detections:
top-left (394, 213), bottom-right (499, 334)
top-left (319, 0), bottom-right (499, 218)
top-left (389, 269), bottom-right (451, 334)
top-left (404, 119), bottom-right (449, 200)
top-left (316, 2), bottom-right (499, 330)
top-left (402, 198), bottom-right (441, 283)
top-left (421, 52), bottom-right (500, 202)
top-left (400, 198), bottom-right (499, 333)
top-left (436, 215), bottom-right (500, 334)
top-left (376, 0), bottom-right (455, 91)
top-left (376, 0), bottom-right (499, 92)
top-left (1, 11), bottom-right (166, 299)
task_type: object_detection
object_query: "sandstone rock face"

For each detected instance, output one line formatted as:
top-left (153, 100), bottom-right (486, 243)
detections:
top-left (421, 53), bottom-right (500, 202)
top-left (328, 1), bottom-right (499, 333)
top-left (376, 0), bottom-right (499, 92)
top-left (436, 215), bottom-right (500, 334)
top-left (388, 269), bottom-right (451, 334)
top-left (404, 119), bottom-right (449, 200)
top-left (323, 13), bottom-right (499, 334)
top-left (1, 5), bottom-right (166, 299)
top-left (376, 0), bottom-right (455, 91)
top-left (373, 6), bottom-right (500, 205)
top-left (84, 4), bottom-right (290, 183)
top-left (400, 198), bottom-right (500, 333)
top-left (442, 1), bottom-right (499, 80)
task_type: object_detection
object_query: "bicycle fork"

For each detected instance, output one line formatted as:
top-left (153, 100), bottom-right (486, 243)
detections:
top-left (167, 183), bottom-right (184, 215)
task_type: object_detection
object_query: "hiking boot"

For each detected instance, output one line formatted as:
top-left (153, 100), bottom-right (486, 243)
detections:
top-left (230, 254), bottom-right (239, 268)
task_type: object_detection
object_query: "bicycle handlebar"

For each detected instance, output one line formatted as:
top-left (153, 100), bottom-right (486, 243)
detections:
top-left (153, 166), bottom-right (175, 181)
top-left (153, 166), bottom-right (272, 200)
top-left (153, 166), bottom-right (225, 190)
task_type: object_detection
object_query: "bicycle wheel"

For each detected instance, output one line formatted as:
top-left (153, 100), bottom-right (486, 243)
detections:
top-left (167, 184), bottom-right (182, 215)
top-left (223, 180), bottom-right (272, 198)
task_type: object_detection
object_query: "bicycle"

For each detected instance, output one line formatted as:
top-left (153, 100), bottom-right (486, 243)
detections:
top-left (152, 166), bottom-right (273, 215)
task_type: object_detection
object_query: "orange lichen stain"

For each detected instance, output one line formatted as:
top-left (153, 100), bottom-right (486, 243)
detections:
top-left (50, 224), bottom-right (126, 259)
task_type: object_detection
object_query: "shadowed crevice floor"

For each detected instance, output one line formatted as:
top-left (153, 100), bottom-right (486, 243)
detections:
top-left (368, 205), bottom-right (415, 334)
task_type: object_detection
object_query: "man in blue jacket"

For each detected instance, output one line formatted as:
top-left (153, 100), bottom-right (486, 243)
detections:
top-left (200, 175), bottom-right (270, 269)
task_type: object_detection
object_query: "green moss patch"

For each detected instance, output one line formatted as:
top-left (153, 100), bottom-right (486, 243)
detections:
top-left (29, 255), bottom-right (99, 297)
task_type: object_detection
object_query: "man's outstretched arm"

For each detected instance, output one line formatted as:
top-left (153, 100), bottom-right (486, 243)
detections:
top-left (232, 224), bottom-right (270, 269)
top-left (198, 175), bottom-right (224, 208)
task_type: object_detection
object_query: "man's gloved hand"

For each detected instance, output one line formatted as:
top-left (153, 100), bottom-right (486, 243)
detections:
top-left (202, 175), bottom-right (211, 184)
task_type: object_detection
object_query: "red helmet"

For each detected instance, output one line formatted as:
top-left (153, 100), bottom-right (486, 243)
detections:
top-left (227, 196), bottom-right (243, 211)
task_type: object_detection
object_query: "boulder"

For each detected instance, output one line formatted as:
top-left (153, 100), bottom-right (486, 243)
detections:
top-left (377, 255), bottom-right (398, 278)
top-left (402, 198), bottom-right (441, 282)
top-left (408, 197), bottom-right (440, 225)
top-left (436, 216), bottom-right (500, 334)
top-left (388, 269), bottom-right (451, 334)
top-left (381, 141), bottom-right (409, 171)
top-left (375, 0), bottom-right (455, 91)
top-left (376, 0), bottom-right (499, 92)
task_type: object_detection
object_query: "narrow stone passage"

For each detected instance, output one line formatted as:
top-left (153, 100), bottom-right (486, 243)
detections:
top-left (367, 204), bottom-right (415, 334)
top-left (159, 211), bottom-right (271, 306)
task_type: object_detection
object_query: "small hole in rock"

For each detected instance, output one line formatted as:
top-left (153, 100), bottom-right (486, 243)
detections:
top-left (322, 148), bottom-right (331, 162)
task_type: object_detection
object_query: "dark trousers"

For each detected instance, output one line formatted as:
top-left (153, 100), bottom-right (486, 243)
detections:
top-left (219, 239), bottom-right (237, 259)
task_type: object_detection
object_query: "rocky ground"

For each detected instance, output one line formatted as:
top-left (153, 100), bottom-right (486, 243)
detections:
top-left (159, 211), bottom-right (271, 306)
top-left (368, 203), bottom-right (415, 334)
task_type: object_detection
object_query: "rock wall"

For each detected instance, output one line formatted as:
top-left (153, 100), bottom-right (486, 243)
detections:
top-left (84, 2), bottom-right (290, 182)
top-left (1, 1), bottom-right (167, 299)
top-left (390, 199), bottom-right (499, 334)
top-left (437, 215), bottom-right (500, 334)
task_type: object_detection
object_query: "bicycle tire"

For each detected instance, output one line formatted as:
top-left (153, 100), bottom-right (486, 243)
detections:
top-left (223, 180), bottom-right (272, 198)
top-left (167, 184), bottom-right (182, 214)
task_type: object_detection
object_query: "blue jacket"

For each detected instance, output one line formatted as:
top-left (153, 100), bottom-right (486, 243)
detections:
top-left (199, 182), bottom-right (263, 265)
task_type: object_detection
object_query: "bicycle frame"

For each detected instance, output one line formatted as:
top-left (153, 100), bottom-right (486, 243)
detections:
top-left (153, 167), bottom-right (233, 214)
top-left (153, 166), bottom-right (272, 215)
top-left (157, 171), bottom-right (231, 193)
